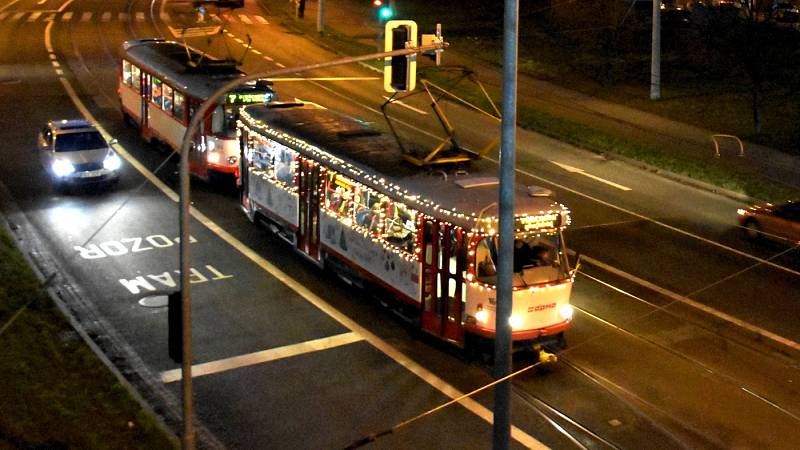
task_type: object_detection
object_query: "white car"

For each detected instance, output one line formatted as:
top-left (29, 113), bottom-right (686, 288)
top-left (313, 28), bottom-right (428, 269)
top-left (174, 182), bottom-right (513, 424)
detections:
top-left (38, 120), bottom-right (121, 190)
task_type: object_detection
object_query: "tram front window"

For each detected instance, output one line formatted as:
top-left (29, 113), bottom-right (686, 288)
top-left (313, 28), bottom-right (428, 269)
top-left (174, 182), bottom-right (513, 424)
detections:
top-left (475, 236), bottom-right (564, 287)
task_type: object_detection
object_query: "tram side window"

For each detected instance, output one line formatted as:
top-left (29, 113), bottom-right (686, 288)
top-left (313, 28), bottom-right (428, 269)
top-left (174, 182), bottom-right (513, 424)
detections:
top-left (122, 60), bottom-right (132, 86)
top-left (131, 65), bottom-right (140, 91)
top-left (385, 202), bottom-right (416, 254)
top-left (151, 77), bottom-right (163, 108)
top-left (325, 173), bottom-right (354, 216)
top-left (162, 84), bottom-right (173, 115)
top-left (173, 91), bottom-right (185, 122)
top-left (475, 238), bottom-right (497, 282)
top-left (274, 146), bottom-right (296, 186)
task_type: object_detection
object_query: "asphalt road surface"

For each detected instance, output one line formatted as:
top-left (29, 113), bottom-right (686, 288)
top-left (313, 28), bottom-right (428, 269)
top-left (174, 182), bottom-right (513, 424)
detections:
top-left (1, 0), bottom-right (798, 448)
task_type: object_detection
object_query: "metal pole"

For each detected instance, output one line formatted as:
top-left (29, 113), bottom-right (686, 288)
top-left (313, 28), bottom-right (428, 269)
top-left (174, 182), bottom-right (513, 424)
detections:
top-left (176, 43), bottom-right (443, 450)
top-left (179, 89), bottom-right (195, 450)
top-left (493, 0), bottom-right (518, 448)
top-left (650, 0), bottom-right (661, 100)
top-left (317, 0), bottom-right (325, 33)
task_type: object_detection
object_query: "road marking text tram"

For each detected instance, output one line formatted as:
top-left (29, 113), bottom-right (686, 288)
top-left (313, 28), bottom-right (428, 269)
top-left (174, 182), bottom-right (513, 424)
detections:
top-left (119, 264), bottom-right (233, 294)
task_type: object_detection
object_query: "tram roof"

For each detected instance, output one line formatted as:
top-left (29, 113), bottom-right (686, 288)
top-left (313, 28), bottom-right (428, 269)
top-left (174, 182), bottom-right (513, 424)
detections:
top-left (121, 39), bottom-right (246, 99)
top-left (240, 103), bottom-right (570, 231)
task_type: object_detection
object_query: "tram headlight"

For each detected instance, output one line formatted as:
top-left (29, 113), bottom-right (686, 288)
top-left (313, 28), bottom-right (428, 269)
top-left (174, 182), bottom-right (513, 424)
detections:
top-left (508, 314), bottom-right (523, 329)
top-left (559, 304), bottom-right (574, 321)
top-left (103, 152), bottom-right (122, 171)
top-left (52, 159), bottom-right (75, 177)
top-left (207, 151), bottom-right (221, 164)
top-left (475, 307), bottom-right (489, 324)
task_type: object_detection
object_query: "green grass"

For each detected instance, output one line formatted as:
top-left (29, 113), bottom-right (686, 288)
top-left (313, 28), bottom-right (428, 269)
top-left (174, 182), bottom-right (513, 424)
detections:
top-left (0, 227), bottom-right (177, 450)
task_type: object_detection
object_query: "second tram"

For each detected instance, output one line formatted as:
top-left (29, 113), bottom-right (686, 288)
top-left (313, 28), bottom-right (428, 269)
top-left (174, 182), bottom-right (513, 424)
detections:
top-left (119, 39), bottom-right (275, 182)
top-left (237, 103), bottom-right (576, 350)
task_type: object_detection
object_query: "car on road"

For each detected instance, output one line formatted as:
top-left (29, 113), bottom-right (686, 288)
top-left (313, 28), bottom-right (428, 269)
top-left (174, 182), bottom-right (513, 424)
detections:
top-left (37, 120), bottom-right (121, 190)
top-left (738, 200), bottom-right (800, 243)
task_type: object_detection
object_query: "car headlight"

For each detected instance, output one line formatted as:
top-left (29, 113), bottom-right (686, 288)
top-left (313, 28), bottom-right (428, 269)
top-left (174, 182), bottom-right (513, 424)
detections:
top-left (52, 159), bottom-right (75, 177)
top-left (103, 153), bottom-right (122, 171)
top-left (559, 304), bottom-right (574, 321)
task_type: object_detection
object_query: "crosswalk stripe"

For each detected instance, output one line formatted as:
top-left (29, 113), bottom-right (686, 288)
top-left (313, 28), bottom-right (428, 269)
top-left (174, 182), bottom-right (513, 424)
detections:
top-left (0, 13), bottom-right (8, 21)
top-left (101, 12), bottom-right (111, 22)
top-left (62, 11), bottom-right (72, 21)
top-left (44, 13), bottom-right (55, 22)
top-left (11, 12), bottom-right (24, 21)
top-left (253, 15), bottom-right (269, 24)
top-left (118, 12), bottom-right (128, 21)
top-left (80, 12), bottom-right (91, 22)
top-left (222, 13), bottom-right (236, 22)
top-left (27, 12), bottom-right (42, 22)
top-left (209, 13), bottom-right (220, 22)
top-left (135, 12), bottom-right (145, 22)
top-left (238, 14), bottom-right (251, 24)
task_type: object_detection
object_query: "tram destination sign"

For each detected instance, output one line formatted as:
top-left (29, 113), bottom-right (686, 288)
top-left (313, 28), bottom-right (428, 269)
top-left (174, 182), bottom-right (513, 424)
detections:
top-left (226, 92), bottom-right (272, 104)
top-left (516, 213), bottom-right (560, 232)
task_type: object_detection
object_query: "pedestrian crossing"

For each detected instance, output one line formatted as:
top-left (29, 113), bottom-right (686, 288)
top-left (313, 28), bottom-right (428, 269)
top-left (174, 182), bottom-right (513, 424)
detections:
top-left (0, 10), bottom-right (271, 25)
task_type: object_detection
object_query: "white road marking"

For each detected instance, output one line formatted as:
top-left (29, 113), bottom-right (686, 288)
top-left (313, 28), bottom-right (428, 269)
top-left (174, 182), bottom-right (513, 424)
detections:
top-left (382, 96), bottom-right (428, 115)
top-left (262, 54), bottom-right (273, 62)
top-left (253, 15), bottom-right (268, 24)
top-left (209, 13), bottom-right (220, 22)
top-left (0, 13), bottom-right (7, 21)
top-left (294, 98), bottom-right (327, 109)
top-left (275, 62), bottom-right (285, 68)
top-left (100, 12), bottom-right (110, 22)
top-left (51, 60), bottom-right (59, 68)
top-left (550, 160), bottom-right (632, 191)
top-left (233, 37), bottom-right (243, 44)
top-left (359, 61), bottom-right (384, 74)
top-left (61, 11), bottom-right (72, 21)
top-left (238, 14), bottom-right (251, 24)
top-left (160, 332), bottom-right (365, 383)
top-left (27, 11), bottom-right (41, 21)
top-left (38, 0), bottom-right (48, 4)
top-left (135, 11), bottom-right (144, 22)
top-left (80, 11), bottom-right (91, 22)
top-left (222, 13), bottom-right (236, 22)
top-left (44, 13), bottom-right (54, 21)
top-left (118, 12), bottom-right (128, 21)
top-left (251, 48), bottom-right (262, 55)
top-left (11, 12), bottom-right (24, 21)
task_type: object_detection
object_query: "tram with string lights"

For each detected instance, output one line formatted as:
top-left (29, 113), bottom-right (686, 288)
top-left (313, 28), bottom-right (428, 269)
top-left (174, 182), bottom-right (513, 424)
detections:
top-left (118, 39), bottom-right (275, 182)
top-left (237, 102), bottom-right (576, 350)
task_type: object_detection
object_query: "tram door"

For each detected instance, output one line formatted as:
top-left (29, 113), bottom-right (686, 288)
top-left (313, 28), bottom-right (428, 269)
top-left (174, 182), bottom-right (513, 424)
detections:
top-left (421, 219), bottom-right (465, 344)
top-left (140, 72), bottom-right (150, 130)
top-left (296, 159), bottom-right (321, 261)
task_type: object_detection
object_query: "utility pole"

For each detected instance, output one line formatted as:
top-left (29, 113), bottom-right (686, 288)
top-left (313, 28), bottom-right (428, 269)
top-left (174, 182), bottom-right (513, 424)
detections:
top-left (494, 0), bottom-right (518, 448)
top-left (651, 0), bottom-right (661, 100)
top-left (317, 0), bottom-right (325, 33)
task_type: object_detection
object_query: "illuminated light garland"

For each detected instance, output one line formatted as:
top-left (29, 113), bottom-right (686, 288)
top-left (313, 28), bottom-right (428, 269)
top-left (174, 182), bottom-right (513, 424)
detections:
top-left (237, 111), bottom-right (571, 233)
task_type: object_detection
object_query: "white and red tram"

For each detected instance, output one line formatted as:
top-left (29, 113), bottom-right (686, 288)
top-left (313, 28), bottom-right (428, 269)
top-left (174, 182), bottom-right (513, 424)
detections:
top-left (118, 39), bottom-right (275, 182)
top-left (237, 103), bottom-right (576, 349)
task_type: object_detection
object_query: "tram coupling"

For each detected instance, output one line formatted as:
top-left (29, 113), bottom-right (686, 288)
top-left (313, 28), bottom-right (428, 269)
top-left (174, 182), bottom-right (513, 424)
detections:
top-left (534, 345), bottom-right (558, 365)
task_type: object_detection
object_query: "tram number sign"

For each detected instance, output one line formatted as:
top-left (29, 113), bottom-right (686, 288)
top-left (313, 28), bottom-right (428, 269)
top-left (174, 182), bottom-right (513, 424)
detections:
top-left (517, 213), bottom-right (559, 232)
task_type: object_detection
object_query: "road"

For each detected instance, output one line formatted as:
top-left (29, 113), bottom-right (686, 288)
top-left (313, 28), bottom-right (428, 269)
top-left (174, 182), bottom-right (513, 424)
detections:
top-left (0, 0), bottom-right (798, 448)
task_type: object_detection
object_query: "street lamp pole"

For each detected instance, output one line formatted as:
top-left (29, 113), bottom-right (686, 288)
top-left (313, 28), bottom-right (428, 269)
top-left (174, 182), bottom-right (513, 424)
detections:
top-left (651, 0), bottom-right (662, 100)
top-left (494, 0), bottom-right (518, 448)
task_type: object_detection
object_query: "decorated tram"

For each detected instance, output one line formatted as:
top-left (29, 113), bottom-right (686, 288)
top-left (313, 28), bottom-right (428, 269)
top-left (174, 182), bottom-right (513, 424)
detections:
top-left (237, 103), bottom-right (576, 349)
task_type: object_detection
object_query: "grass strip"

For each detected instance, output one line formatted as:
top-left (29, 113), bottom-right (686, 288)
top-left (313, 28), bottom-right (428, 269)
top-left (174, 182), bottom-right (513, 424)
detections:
top-left (0, 226), bottom-right (177, 450)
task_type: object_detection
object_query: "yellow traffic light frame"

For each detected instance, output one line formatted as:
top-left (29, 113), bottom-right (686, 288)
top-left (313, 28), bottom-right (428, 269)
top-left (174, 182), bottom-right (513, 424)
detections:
top-left (384, 20), bottom-right (417, 93)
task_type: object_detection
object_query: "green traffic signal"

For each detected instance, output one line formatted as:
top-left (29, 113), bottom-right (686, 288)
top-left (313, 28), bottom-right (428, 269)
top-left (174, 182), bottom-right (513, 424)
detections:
top-left (379, 6), bottom-right (393, 20)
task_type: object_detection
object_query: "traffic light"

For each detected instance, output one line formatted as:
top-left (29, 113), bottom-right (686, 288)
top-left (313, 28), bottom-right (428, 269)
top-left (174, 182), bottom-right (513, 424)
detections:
top-left (168, 291), bottom-right (183, 363)
top-left (384, 20), bottom-right (417, 93)
top-left (372, 0), bottom-right (393, 21)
